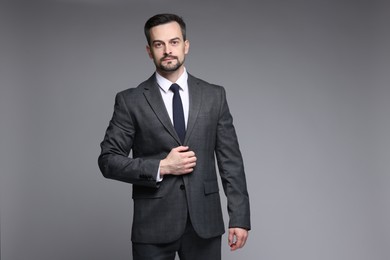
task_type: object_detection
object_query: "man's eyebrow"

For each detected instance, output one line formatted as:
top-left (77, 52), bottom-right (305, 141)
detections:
top-left (152, 37), bottom-right (182, 44)
top-left (152, 40), bottom-right (164, 44)
top-left (169, 37), bottom-right (181, 41)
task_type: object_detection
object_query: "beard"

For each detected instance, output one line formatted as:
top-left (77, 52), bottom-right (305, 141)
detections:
top-left (156, 55), bottom-right (184, 72)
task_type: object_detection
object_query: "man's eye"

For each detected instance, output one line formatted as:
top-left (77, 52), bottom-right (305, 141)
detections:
top-left (154, 43), bottom-right (162, 48)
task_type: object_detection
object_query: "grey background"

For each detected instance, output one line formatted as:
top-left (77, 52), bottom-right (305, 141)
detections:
top-left (1, 0), bottom-right (389, 259)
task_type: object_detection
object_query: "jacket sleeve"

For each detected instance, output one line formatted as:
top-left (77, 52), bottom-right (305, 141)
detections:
top-left (98, 92), bottom-right (160, 188)
top-left (215, 87), bottom-right (251, 230)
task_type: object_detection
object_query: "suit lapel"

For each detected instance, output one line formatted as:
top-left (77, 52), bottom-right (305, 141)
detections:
top-left (142, 74), bottom-right (203, 145)
top-left (142, 75), bottom-right (180, 143)
top-left (185, 75), bottom-right (202, 143)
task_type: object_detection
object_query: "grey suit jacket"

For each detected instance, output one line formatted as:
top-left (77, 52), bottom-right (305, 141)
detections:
top-left (98, 73), bottom-right (250, 244)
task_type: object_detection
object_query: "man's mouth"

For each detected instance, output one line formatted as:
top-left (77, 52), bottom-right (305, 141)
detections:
top-left (162, 56), bottom-right (177, 62)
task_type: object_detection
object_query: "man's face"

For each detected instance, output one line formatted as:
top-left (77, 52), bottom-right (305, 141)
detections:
top-left (146, 22), bottom-right (189, 73)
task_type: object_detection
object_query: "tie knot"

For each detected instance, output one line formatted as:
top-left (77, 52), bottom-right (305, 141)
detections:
top-left (170, 83), bottom-right (180, 94)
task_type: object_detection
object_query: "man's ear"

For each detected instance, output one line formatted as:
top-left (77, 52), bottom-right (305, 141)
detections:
top-left (146, 45), bottom-right (153, 59)
top-left (184, 40), bottom-right (190, 55)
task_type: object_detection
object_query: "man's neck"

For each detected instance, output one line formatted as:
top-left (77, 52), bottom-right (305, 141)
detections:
top-left (157, 66), bottom-right (185, 83)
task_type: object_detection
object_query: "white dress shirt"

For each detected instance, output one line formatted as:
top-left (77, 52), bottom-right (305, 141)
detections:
top-left (155, 68), bottom-right (189, 127)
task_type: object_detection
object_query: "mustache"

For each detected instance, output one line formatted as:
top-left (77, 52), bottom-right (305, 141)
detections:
top-left (161, 54), bottom-right (178, 61)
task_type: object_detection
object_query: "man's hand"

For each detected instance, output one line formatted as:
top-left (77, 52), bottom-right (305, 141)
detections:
top-left (160, 146), bottom-right (197, 176)
top-left (228, 227), bottom-right (248, 251)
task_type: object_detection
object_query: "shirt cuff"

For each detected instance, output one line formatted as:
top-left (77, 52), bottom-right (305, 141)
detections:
top-left (156, 167), bottom-right (163, 182)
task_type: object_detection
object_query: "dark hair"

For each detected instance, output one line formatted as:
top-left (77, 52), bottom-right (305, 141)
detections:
top-left (144, 13), bottom-right (186, 45)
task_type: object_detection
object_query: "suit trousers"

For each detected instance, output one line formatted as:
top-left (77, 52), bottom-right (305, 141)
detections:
top-left (132, 217), bottom-right (222, 260)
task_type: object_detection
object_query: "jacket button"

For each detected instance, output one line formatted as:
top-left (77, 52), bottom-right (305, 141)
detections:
top-left (180, 184), bottom-right (185, 190)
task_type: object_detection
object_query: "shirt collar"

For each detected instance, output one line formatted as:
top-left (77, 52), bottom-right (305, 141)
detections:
top-left (155, 68), bottom-right (188, 93)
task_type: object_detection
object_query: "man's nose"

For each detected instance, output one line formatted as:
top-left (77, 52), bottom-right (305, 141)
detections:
top-left (164, 46), bottom-right (172, 55)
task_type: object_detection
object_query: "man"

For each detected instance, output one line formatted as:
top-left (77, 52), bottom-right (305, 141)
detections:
top-left (98, 13), bottom-right (250, 260)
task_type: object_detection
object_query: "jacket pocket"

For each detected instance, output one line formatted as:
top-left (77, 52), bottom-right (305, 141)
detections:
top-left (132, 185), bottom-right (164, 199)
top-left (204, 180), bottom-right (219, 195)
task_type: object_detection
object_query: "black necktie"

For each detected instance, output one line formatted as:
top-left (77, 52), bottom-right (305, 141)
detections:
top-left (170, 83), bottom-right (186, 143)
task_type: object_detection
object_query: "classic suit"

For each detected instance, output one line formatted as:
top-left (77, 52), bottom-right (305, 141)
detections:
top-left (98, 73), bottom-right (250, 244)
